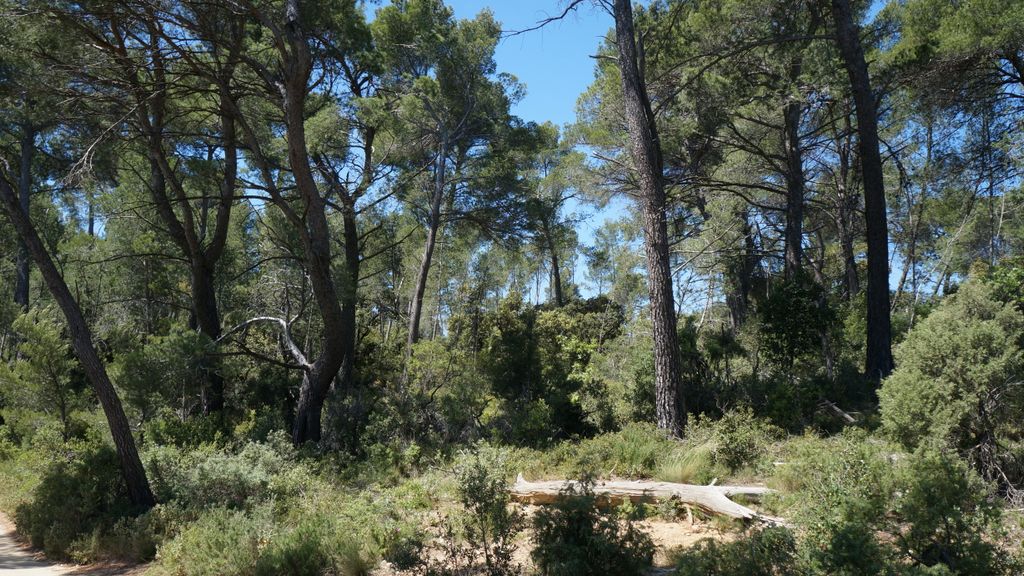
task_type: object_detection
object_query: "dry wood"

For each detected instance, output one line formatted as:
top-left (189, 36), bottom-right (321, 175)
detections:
top-left (510, 475), bottom-right (780, 523)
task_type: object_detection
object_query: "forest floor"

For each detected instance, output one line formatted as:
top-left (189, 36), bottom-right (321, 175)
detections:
top-left (0, 515), bottom-right (144, 576)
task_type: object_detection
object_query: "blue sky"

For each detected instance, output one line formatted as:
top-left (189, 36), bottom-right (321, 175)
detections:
top-left (445, 0), bottom-right (613, 128)
top-left (443, 0), bottom-right (626, 298)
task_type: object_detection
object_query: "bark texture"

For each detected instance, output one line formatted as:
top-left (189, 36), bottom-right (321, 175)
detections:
top-left (0, 173), bottom-right (156, 509)
top-left (613, 0), bottom-right (685, 435)
top-left (407, 150), bottom-right (446, 352)
top-left (511, 476), bottom-right (778, 522)
top-left (830, 0), bottom-right (895, 381)
top-left (13, 126), bottom-right (33, 311)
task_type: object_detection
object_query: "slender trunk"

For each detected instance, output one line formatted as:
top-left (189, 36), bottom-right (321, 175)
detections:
top-left (549, 244), bottom-right (564, 307)
top-left (0, 174), bottom-right (156, 508)
top-left (726, 211), bottom-right (757, 332)
top-left (430, 230), bottom-right (445, 340)
top-left (837, 197), bottom-right (860, 299)
top-left (544, 219), bottom-right (564, 306)
top-left (14, 126), bottom-right (34, 311)
top-left (783, 99), bottom-right (804, 280)
top-left (614, 0), bottom-right (684, 435)
top-left (831, 0), bottom-right (894, 381)
top-left (835, 108), bottom-right (861, 300)
top-left (338, 202), bottom-right (360, 392)
top-left (407, 150), bottom-right (445, 354)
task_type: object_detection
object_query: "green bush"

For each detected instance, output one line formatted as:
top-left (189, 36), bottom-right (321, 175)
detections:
top-left (879, 278), bottom-right (1024, 489)
top-left (544, 422), bottom-right (677, 478)
top-left (449, 445), bottom-right (524, 575)
top-left (776, 431), bottom-right (1013, 575)
top-left (255, 515), bottom-right (372, 576)
top-left (531, 475), bottom-right (654, 576)
top-left (150, 506), bottom-right (268, 576)
top-left (13, 436), bottom-right (137, 560)
top-left (145, 432), bottom-right (302, 509)
top-left (658, 408), bottom-right (782, 484)
top-left (672, 526), bottom-right (798, 576)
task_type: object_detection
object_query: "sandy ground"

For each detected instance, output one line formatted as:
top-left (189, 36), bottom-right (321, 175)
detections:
top-left (0, 515), bottom-right (145, 576)
top-left (373, 508), bottom-right (729, 575)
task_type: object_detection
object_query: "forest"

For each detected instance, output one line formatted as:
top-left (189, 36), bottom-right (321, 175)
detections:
top-left (0, 0), bottom-right (1022, 574)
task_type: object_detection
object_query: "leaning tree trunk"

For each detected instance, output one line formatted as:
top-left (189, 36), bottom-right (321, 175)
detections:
top-left (0, 174), bottom-right (156, 508)
top-left (14, 125), bottom-right (34, 311)
top-left (407, 150), bottom-right (446, 355)
top-left (613, 0), bottom-right (685, 435)
top-left (831, 0), bottom-right (895, 381)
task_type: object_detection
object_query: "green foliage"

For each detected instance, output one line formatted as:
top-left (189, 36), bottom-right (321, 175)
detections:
top-left (428, 444), bottom-right (524, 575)
top-left (0, 307), bottom-right (87, 441)
top-left (758, 275), bottom-right (834, 369)
top-left (545, 422), bottom-right (677, 478)
top-left (776, 431), bottom-right (1013, 575)
top-left (148, 506), bottom-right (269, 576)
top-left (478, 294), bottom-right (626, 445)
top-left (530, 475), bottom-right (654, 576)
top-left (879, 278), bottom-right (1024, 488)
top-left (111, 326), bottom-right (214, 427)
top-left (672, 526), bottom-right (799, 576)
top-left (144, 432), bottom-right (302, 509)
top-left (452, 445), bottom-right (524, 575)
top-left (13, 434), bottom-right (137, 561)
top-left (659, 408), bottom-right (783, 484)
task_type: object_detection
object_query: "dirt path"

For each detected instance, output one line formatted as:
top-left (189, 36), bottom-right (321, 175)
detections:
top-left (0, 516), bottom-right (65, 575)
top-left (0, 515), bottom-right (144, 576)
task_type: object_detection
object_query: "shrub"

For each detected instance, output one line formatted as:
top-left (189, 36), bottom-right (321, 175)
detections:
top-left (672, 526), bottom-right (799, 576)
top-left (531, 475), bottom-right (654, 576)
top-left (658, 408), bottom-right (782, 484)
top-left (0, 307), bottom-right (87, 442)
top-left (879, 278), bottom-right (1024, 490)
top-left (145, 432), bottom-right (302, 509)
top-left (758, 275), bottom-right (834, 370)
top-left (428, 445), bottom-right (524, 576)
top-left (776, 431), bottom-right (1014, 575)
top-left (452, 445), bottom-right (524, 575)
top-left (255, 515), bottom-right (372, 576)
top-left (545, 422), bottom-right (677, 478)
top-left (13, 436), bottom-right (136, 560)
top-left (149, 506), bottom-right (268, 576)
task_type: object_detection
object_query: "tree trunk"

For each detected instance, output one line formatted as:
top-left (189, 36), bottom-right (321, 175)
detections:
top-left (726, 211), bottom-right (757, 332)
top-left (282, 2), bottom-right (348, 444)
top-left (549, 243), bottom-right (564, 307)
top-left (338, 202), bottom-right (361, 392)
top-left (407, 150), bottom-right (446, 354)
top-left (292, 367), bottom-right (332, 444)
top-left (783, 99), bottom-right (804, 280)
top-left (830, 0), bottom-right (894, 381)
top-left (191, 259), bottom-right (225, 414)
top-left (613, 0), bottom-right (685, 435)
top-left (545, 220), bottom-right (564, 307)
top-left (14, 126), bottom-right (34, 311)
top-left (0, 174), bottom-right (156, 509)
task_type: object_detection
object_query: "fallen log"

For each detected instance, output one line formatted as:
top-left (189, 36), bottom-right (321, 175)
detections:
top-left (510, 475), bottom-right (780, 523)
